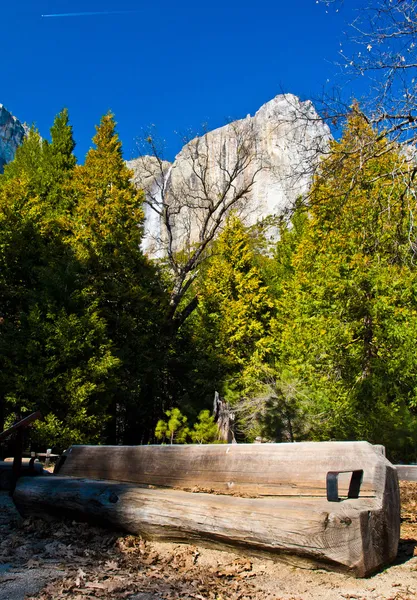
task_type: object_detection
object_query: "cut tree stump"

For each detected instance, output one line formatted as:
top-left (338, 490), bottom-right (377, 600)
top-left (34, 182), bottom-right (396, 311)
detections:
top-left (13, 441), bottom-right (400, 577)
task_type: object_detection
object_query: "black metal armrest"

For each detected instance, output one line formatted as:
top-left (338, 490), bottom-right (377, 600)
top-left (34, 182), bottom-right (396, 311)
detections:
top-left (326, 469), bottom-right (363, 502)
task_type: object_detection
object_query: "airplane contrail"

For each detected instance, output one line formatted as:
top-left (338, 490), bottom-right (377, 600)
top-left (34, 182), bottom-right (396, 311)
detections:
top-left (41, 11), bottom-right (140, 17)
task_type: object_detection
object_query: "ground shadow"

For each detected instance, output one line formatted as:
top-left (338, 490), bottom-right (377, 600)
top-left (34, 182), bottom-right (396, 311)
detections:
top-left (393, 537), bottom-right (417, 566)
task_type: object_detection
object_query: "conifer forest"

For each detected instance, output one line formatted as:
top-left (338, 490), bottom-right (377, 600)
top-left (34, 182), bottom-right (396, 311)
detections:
top-left (1, 103), bottom-right (417, 463)
top-left (1, 0), bottom-right (417, 465)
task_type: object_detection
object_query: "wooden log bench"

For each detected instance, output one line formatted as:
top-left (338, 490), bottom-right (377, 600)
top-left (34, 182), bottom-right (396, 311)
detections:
top-left (0, 459), bottom-right (43, 490)
top-left (12, 441), bottom-right (400, 577)
top-left (395, 464), bottom-right (417, 482)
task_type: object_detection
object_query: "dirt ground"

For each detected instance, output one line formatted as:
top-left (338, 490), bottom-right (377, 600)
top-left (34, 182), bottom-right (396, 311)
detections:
top-left (0, 483), bottom-right (416, 600)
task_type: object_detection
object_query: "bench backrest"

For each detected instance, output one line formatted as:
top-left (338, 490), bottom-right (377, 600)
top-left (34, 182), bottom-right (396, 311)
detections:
top-left (56, 441), bottom-right (392, 498)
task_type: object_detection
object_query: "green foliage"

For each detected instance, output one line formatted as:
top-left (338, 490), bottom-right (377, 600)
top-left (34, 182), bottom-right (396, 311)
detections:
top-left (71, 113), bottom-right (144, 260)
top-left (1, 128), bottom-right (45, 192)
top-left (1, 110), bottom-right (77, 217)
top-left (49, 108), bottom-right (77, 173)
top-left (0, 110), bottom-right (169, 449)
top-left (154, 408), bottom-right (220, 445)
top-left (194, 214), bottom-right (276, 390)
top-left (235, 368), bottom-right (313, 442)
top-left (271, 206), bottom-right (308, 294)
top-left (190, 410), bottom-right (219, 443)
top-left (69, 113), bottom-right (169, 444)
top-left (155, 408), bottom-right (189, 444)
top-left (2, 103), bottom-right (417, 461)
top-left (0, 119), bottom-right (119, 449)
top-left (276, 108), bottom-right (417, 460)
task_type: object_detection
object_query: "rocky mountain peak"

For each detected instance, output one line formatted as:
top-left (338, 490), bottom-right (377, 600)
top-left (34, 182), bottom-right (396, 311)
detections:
top-left (0, 104), bottom-right (27, 173)
top-left (128, 94), bottom-right (332, 257)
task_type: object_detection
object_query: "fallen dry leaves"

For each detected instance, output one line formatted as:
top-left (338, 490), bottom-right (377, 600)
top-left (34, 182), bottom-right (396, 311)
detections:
top-left (398, 481), bottom-right (417, 561)
top-left (1, 514), bottom-right (269, 599)
top-left (0, 481), bottom-right (415, 600)
top-left (26, 541), bottom-right (265, 600)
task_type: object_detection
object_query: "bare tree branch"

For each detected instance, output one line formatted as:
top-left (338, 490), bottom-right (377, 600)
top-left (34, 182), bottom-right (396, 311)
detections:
top-left (131, 119), bottom-right (270, 323)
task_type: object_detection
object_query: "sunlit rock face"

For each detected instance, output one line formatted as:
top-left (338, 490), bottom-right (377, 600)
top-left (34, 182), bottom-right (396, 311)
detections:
top-left (129, 94), bottom-right (332, 256)
top-left (0, 104), bottom-right (27, 173)
top-left (127, 155), bottom-right (172, 258)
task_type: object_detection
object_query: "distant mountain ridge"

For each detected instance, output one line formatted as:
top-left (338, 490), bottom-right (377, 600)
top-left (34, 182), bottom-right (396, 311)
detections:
top-left (0, 104), bottom-right (27, 173)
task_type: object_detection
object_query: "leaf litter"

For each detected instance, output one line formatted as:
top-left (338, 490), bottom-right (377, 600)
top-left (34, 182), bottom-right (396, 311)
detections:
top-left (0, 482), bottom-right (416, 600)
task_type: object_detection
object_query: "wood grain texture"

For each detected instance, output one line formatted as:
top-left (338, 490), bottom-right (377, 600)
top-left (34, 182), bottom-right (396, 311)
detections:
top-left (56, 442), bottom-right (386, 498)
top-left (13, 472), bottom-right (399, 577)
top-left (395, 465), bottom-right (417, 481)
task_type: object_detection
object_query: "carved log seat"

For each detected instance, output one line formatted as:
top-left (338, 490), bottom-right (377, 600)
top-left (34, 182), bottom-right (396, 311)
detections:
top-left (12, 441), bottom-right (400, 576)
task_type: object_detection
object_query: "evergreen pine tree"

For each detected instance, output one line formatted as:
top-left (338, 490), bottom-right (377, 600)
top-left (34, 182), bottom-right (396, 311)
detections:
top-left (0, 111), bottom-right (120, 448)
top-left (278, 108), bottom-right (417, 460)
top-left (1, 128), bottom-right (44, 194)
top-left (193, 215), bottom-right (276, 406)
top-left (49, 108), bottom-right (76, 173)
top-left (72, 112), bottom-right (143, 260)
top-left (71, 113), bottom-right (169, 444)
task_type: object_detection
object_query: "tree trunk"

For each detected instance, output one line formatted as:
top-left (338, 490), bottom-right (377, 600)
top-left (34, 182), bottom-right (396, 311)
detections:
top-left (213, 391), bottom-right (235, 443)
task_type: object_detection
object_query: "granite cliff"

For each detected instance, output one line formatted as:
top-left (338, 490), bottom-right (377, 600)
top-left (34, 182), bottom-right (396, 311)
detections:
top-left (0, 104), bottom-right (27, 173)
top-left (128, 94), bottom-right (331, 256)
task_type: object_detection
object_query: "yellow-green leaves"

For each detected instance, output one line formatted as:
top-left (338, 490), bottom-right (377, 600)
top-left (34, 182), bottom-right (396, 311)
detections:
top-left (197, 215), bottom-right (275, 368)
top-left (71, 113), bottom-right (144, 262)
top-left (0, 110), bottom-right (166, 449)
top-left (154, 409), bottom-right (220, 444)
top-left (277, 108), bottom-right (417, 459)
top-left (155, 408), bottom-right (189, 444)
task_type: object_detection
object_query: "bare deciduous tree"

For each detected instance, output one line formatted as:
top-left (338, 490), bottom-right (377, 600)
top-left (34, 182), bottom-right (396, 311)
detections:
top-left (270, 1), bottom-right (417, 243)
top-left (130, 119), bottom-right (267, 326)
top-left (316, 0), bottom-right (417, 144)
top-left (234, 375), bottom-right (313, 442)
top-left (343, 0), bottom-right (417, 137)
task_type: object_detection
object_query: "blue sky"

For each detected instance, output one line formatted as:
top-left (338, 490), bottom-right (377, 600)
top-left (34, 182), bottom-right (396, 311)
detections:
top-left (2, 0), bottom-right (366, 162)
